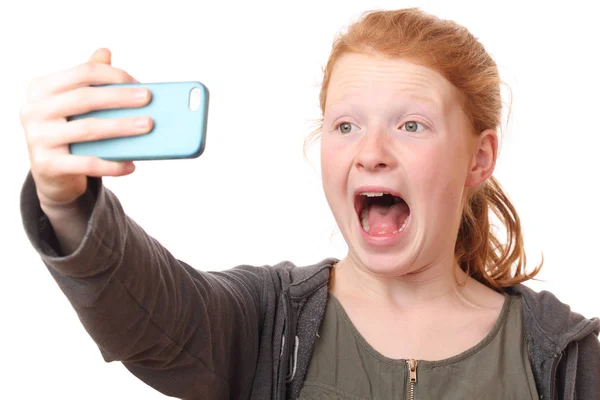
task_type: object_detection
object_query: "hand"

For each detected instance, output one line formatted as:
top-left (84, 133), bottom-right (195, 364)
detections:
top-left (20, 48), bottom-right (153, 209)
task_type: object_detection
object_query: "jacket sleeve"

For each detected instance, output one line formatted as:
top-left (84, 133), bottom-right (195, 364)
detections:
top-left (20, 172), bottom-right (265, 399)
top-left (575, 331), bottom-right (600, 399)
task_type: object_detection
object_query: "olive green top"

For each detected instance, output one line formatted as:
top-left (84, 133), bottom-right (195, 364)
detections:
top-left (298, 292), bottom-right (539, 399)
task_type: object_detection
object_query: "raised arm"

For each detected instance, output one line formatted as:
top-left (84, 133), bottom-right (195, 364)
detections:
top-left (19, 49), bottom-right (264, 399)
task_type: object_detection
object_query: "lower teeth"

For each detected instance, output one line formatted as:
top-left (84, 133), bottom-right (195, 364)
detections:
top-left (360, 209), bottom-right (409, 234)
top-left (392, 217), bottom-right (409, 233)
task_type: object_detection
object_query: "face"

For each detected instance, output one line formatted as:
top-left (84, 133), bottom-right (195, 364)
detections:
top-left (320, 52), bottom-right (495, 277)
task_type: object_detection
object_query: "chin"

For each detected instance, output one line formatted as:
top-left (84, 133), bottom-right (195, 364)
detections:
top-left (348, 244), bottom-right (421, 278)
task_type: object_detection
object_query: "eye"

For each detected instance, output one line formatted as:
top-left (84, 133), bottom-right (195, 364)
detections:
top-left (401, 121), bottom-right (425, 133)
top-left (337, 122), bottom-right (359, 134)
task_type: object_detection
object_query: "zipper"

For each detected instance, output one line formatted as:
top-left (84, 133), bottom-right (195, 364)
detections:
top-left (277, 292), bottom-right (293, 400)
top-left (406, 359), bottom-right (418, 400)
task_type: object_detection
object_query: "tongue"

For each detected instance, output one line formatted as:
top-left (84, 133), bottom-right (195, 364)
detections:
top-left (368, 202), bottom-right (410, 235)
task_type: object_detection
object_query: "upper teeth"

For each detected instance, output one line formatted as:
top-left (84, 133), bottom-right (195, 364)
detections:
top-left (360, 192), bottom-right (385, 197)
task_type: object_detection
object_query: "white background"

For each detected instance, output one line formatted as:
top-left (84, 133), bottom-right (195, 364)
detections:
top-left (1, 0), bottom-right (599, 398)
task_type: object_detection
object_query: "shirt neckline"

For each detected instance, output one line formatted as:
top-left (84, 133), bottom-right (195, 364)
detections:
top-left (327, 291), bottom-right (513, 369)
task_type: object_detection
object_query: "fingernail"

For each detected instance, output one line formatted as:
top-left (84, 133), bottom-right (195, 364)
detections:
top-left (134, 89), bottom-right (149, 100)
top-left (134, 117), bottom-right (151, 131)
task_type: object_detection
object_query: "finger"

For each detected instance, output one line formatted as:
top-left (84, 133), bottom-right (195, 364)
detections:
top-left (32, 85), bottom-right (151, 121)
top-left (42, 116), bottom-right (153, 147)
top-left (38, 154), bottom-right (136, 178)
top-left (27, 62), bottom-right (138, 102)
top-left (89, 48), bottom-right (112, 65)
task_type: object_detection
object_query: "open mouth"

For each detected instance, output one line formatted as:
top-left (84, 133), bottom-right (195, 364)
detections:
top-left (355, 191), bottom-right (411, 236)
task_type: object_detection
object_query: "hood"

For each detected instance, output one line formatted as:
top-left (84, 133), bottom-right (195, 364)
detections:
top-left (508, 284), bottom-right (599, 355)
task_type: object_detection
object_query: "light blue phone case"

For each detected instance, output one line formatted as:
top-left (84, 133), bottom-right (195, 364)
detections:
top-left (68, 81), bottom-right (209, 161)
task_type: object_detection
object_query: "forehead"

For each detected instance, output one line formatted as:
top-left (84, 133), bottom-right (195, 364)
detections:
top-left (326, 52), bottom-right (459, 111)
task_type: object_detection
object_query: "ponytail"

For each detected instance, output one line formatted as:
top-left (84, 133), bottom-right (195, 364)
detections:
top-left (456, 177), bottom-right (542, 290)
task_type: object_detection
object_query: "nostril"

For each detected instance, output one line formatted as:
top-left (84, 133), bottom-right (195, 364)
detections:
top-left (356, 161), bottom-right (387, 170)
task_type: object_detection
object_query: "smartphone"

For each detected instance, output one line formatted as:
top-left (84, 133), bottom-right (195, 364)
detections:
top-left (68, 81), bottom-right (209, 161)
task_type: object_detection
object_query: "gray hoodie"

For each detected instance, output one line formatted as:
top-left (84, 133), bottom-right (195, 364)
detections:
top-left (20, 173), bottom-right (600, 399)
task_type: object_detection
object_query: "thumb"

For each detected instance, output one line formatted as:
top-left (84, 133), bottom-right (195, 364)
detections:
top-left (89, 48), bottom-right (112, 65)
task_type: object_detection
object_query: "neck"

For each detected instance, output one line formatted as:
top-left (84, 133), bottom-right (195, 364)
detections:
top-left (331, 254), bottom-right (497, 312)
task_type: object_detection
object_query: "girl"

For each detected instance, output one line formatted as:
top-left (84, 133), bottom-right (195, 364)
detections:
top-left (19, 8), bottom-right (599, 400)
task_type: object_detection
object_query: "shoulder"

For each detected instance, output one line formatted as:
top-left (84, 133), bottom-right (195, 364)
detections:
top-left (507, 284), bottom-right (599, 352)
top-left (269, 258), bottom-right (337, 296)
top-left (507, 285), bottom-right (600, 397)
top-left (227, 258), bottom-right (337, 299)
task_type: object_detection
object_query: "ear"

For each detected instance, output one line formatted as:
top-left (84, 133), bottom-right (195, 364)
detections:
top-left (465, 129), bottom-right (497, 188)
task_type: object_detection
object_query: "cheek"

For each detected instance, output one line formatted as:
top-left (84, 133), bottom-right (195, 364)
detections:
top-left (320, 138), bottom-right (347, 201)
top-left (412, 143), bottom-right (470, 207)
top-left (320, 140), bottom-right (336, 181)
top-left (320, 132), bottom-right (352, 173)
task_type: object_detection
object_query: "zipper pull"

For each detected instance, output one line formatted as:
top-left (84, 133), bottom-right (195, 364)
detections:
top-left (407, 359), bottom-right (418, 383)
top-left (406, 359), bottom-right (418, 400)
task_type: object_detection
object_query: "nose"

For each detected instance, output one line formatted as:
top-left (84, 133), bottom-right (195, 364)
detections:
top-left (354, 128), bottom-right (397, 172)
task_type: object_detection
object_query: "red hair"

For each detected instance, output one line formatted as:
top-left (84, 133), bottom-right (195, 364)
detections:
top-left (311, 8), bottom-right (542, 290)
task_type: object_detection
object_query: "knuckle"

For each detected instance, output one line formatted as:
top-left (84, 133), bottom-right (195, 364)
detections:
top-left (78, 117), bottom-right (94, 133)
top-left (20, 102), bottom-right (46, 127)
top-left (109, 117), bottom-right (126, 133)
top-left (19, 102), bottom-right (34, 122)
top-left (25, 123), bottom-right (45, 145)
top-left (25, 77), bottom-right (46, 102)
top-left (76, 118), bottom-right (99, 141)
top-left (80, 62), bottom-right (97, 80)
top-left (72, 86), bottom-right (94, 107)
top-left (115, 68), bottom-right (133, 83)
top-left (31, 149), bottom-right (51, 170)
top-left (84, 156), bottom-right (100, 172)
